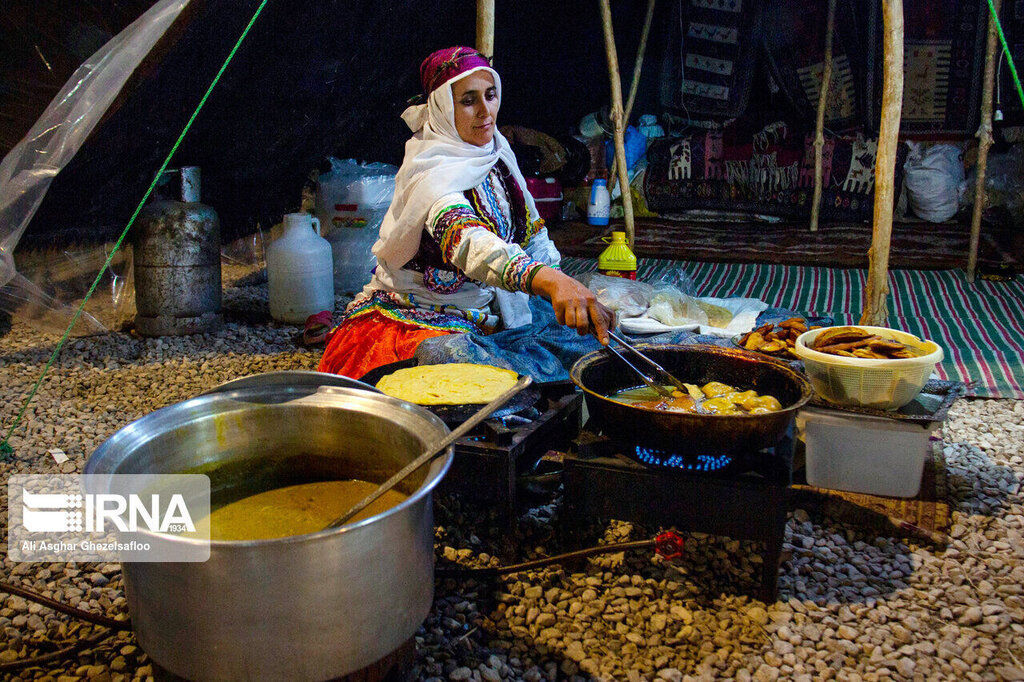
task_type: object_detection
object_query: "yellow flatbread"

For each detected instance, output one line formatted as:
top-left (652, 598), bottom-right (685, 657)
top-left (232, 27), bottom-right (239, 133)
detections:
top-left (375, 363), bottom-right (519, 405)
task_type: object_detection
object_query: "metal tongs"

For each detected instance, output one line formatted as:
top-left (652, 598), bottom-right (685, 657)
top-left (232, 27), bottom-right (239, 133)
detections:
top-left (606, 331), bottom-right (692, 399)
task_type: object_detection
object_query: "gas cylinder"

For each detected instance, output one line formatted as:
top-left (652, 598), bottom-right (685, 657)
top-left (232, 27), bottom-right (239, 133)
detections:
top-left (133, 167), bottom-right (222, 336)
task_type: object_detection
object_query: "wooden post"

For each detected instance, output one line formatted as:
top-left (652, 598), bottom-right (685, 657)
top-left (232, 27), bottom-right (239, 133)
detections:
top-left (625, 0), bottom-right (657, 125)
top-left (609, 0), bottom-right (657, 195)
top-left (477, 0), bottom-right (495, 61)
top-left (967, 0), bottom-right (1002, 281)
top-left (599, 0), bottom-right (636, 249)
top-left (809, 0), bottom-right (837, 233)
top-left (859, 0), bottom-right (903, 326)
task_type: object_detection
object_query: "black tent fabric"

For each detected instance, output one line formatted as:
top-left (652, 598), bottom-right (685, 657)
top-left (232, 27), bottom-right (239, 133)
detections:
top-left (7, 0), bottom-right (658, 249)
top-left (0, 0), bottom-right (155, 155)
top-left (7, 0), bottom-right (1018, 252)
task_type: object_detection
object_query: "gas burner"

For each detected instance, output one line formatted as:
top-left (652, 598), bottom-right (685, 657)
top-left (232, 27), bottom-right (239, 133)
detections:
top-left (633, 445), bottom-right (734, 472)
top-left (574, 421), bottom-right (792, 481)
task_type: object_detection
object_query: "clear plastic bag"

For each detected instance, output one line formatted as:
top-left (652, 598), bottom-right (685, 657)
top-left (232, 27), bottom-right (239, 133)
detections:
top-left (0, 0), bottom-right (189, 333)
top-left (577, 272), bottom-right (653, 318)
top-left (963, 144), bottom-right (1024, 224)
top-left (648, 267), bottom-right (698, 296)
top-left (577, 269), bottom-right (764, 337)
top-left (315, 158), bottom-right (397, 230)
top-left (620, 292), bottom-right (765, 336)
top-left (647, 288), bottom-right (708, 327)
top-left (647, 287), bottom-right (740, 329)
top-left (315, 158), bottom-right (398, 294)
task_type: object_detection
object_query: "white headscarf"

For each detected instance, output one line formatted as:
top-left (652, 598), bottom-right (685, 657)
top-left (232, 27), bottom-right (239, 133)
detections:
top-left (373, 66), bottom-right (540, 270)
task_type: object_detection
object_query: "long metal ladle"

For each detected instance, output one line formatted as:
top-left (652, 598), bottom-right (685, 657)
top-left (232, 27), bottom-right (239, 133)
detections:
top-left (323, 375), bottom-right (532, 529)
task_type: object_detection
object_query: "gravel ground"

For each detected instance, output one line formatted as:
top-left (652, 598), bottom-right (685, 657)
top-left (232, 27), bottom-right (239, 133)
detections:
top-left (0, 269), bottom-right (1022, 681)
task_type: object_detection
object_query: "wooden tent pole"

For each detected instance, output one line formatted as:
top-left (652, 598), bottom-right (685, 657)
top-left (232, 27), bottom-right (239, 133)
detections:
top-left (476, 0), bottom-right (495, 61)
top-left (809, 0), bottom-right (838, 233)
top-left (625, 0), bottom-right (656, 122)
top-left (609, 0), bottom-right (657, 195)
top-left (599, 0), bottom-right (636, 248)
top-left (859, 0), bottom-right (903, 326)
top-left (967, 0), bottom-right (1002, 281)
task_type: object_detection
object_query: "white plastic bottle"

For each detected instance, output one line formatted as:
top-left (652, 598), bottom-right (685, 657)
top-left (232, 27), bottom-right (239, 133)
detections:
top-left (588, 178), bottom-right (610, 226)
top-left (267, 213), bottom-right (334, 323)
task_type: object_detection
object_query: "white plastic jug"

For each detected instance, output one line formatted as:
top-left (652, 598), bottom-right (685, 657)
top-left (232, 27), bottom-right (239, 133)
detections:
top-left (267, 213), bottom-right (334, 323)
top-left (588, 179), bottom-right (610, 226)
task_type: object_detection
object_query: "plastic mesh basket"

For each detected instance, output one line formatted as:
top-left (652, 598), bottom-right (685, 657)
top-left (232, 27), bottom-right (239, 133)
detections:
top-left (793, 326), bottom-right (943, 410)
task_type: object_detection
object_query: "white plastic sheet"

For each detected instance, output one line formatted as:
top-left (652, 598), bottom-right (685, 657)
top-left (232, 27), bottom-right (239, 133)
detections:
top-left (0, 0), bottom-right (189, 332)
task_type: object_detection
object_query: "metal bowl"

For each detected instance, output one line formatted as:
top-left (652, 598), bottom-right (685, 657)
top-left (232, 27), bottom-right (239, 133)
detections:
top-left (570, 344), bottom-right (813, 455)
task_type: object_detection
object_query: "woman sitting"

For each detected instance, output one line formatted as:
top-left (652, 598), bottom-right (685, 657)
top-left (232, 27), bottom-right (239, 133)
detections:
top-left (319, 47), bottom-right (613, 378)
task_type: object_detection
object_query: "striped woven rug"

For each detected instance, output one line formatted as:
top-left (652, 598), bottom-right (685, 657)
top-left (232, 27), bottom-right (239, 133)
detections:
top-left (562, 257), bottom-right (1024, 399)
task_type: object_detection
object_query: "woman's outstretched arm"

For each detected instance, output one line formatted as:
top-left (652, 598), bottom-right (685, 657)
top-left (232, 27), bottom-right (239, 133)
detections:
top-left (530, 267), bottom-right (614, 345)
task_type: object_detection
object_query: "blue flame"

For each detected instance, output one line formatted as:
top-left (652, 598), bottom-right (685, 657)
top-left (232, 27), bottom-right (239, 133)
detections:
top-left (635, 445), bottom-right (733, 472)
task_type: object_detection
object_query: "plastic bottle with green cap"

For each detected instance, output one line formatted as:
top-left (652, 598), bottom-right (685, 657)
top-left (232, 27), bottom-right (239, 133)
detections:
top-left (597, 231), bottom-right (637, 280)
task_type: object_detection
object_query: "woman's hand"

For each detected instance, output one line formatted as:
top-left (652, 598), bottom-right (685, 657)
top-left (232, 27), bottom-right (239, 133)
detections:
top-left (531, 267), bottom-right (615, 345)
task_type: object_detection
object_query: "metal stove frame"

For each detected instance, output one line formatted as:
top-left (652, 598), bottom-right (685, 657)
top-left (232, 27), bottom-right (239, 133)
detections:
top-left (560, 427), bottom-right (794, 602)
top-left (440, 386), bottom-right (583, 532)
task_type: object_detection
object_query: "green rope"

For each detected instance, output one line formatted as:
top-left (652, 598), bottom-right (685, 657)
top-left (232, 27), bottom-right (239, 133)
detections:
top-left (0, 0), bottom-right (270, 459)
top-left (988, 0), bottom-right (1024, 113)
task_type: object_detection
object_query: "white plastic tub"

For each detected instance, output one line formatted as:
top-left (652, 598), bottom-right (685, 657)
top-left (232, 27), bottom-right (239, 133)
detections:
top-left (797, 407), bottom-right (935, 498)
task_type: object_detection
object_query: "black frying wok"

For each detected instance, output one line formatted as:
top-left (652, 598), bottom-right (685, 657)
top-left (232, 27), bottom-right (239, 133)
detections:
top-left (570, 344), bottom-right (812, 455)
top-left (359, 359), bottom-right (542, 425)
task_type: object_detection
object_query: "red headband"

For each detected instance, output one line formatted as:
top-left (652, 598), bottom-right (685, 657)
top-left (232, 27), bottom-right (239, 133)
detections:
top-left (420, 47), bottom-right (491, 96)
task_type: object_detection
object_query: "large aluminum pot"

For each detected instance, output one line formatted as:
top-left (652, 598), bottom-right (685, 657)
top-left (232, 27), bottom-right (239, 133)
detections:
top-left (84, 385), bottom-right (452, 681)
